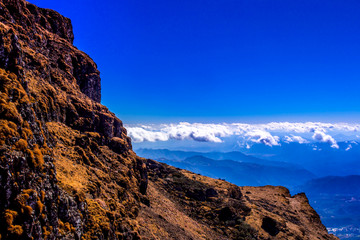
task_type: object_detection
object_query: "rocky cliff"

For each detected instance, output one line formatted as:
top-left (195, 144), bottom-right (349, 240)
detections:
top-left (0, 0), bottom-right (337, 239)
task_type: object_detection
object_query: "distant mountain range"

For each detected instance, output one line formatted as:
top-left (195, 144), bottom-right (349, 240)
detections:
top-left (136, 148), bottom-right (360, 239)
top-left (295, 175), bottom-right (360, 196)
top-left (136, 148), bottom-right (303, 168)
top-left (136, 148), bottom-right (315, 188)
top-left (241, 141), bottom-right (360, 176)
top-left (160, 155), bottom-right (315, 188)
top-left (294, 175), bottom-right (360, 239)
top-left (136, 141), bottom-right (360, 177)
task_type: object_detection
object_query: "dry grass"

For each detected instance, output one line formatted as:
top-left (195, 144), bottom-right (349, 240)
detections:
top-left (138, 182), bottom-right (226, 240)
top-left (47, 121), bottom-right (145, 239)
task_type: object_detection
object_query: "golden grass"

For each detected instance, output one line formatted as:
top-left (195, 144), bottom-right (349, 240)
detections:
top-left (138, 182), bottom-right (222, 240)
top-left (52, 143), bottom-right (89, 194)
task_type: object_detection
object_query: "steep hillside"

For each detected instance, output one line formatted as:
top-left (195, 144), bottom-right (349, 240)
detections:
top-left (0, 0), bottom-right (337, 239)
top-left (139, 160), bottom-right (337, 240)
top-left (0, 0), bottom-right (146, 239)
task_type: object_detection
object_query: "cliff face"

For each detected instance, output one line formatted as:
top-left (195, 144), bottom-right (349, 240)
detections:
top-left (0, 0), bottom-right (146, 239)
top-left (0, 1), bottom-right (337, 240)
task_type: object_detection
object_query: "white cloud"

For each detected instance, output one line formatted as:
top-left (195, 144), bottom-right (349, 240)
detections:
top-left (284, 135), bottom-right (308, 144)
top-left (245, 130), bottom-right (280, 147)
top-left (165, 122), bottom-right (232, 142)
top-left (128, 122), bottom-right (232, 143)
top-left (127, 127), bottom-right (168, 142)
top-left (345, 145), bottom-right (352, 151)
top-left (312, 131), bottom-right (339, 149)
top-left (126, 122), bottom-right (360, 148)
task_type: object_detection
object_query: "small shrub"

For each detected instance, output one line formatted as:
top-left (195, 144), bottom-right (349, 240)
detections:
top-left (21, 127), bottom-right (33, 139)
top-left (42, 226), bottom-right (51, 239)
top-left (8, 225), bottom-right (23, 236)
top-left (0, 120), bottom-right (18, 144)
top-left (8, 73), bottom-right (17, 80)
top-left (40, 190), bottom-right (45, 202)
top-left (0, 102), bottom-right (21, 123)
top-left (36, 200), bottom-right (44, 214)
top-left (40, 144), bottom-right (51, 155)
top-left (22, 121), bottom-right (30, 129)
top-left (33, 145), bottom-right (44, 168)
top-left (27, 145), bottom-right (44, 169)
top-left (15, 139), bottom-right (28, 151)
top-left (24, 205), bottom-right (33, 216)
top-left (58, 220), bottom-right (64, 229)
top-left (22, 189), bottom-right (35, 195)
top-left (4, 210), bottom-right (23, 236)
top-left (4, 210), bottom-right (17, 226)
top-left (7, 121), bottom-right (17, 129)
top-left (64, 222), bottom-right (71, 231)
top-left (17, 192), bottom-right (30, 206)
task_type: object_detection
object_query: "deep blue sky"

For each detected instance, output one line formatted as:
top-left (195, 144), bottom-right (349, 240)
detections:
top-left (29, 0), bottom-right (360, 123)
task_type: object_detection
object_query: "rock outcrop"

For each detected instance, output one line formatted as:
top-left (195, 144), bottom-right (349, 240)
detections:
top-left (0, 0), bottom-right (146, 239)
top-left (138, 160), bottom-right (337, 240)
top-left (0, 0), bottom-right (337, 239)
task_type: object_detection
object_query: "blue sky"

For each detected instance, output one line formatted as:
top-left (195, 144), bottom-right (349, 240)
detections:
top-left (29, 0), bottom-right (360, 123)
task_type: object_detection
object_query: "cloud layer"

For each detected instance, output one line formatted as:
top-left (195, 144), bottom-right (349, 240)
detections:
top-left (126, 122), bottom-right (360, 148)
top-left (312, 131), bottom-right (339, 149)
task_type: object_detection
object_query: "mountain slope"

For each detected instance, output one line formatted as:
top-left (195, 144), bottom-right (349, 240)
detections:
top-left (139, 160), bottom-right (336, 240)
top-left (0, 1), bottom-right (337, 239)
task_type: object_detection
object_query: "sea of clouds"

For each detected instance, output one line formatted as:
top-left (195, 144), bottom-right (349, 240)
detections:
top-left (125, 122), bottom-right (360, 149)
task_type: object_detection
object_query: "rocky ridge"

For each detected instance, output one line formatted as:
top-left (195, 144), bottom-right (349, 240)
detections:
top-left (0, 0), bottom-right (337, 239)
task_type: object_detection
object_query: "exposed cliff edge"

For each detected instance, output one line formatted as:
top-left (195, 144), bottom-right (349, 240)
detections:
top-left (0, 0), bottom-right (337, 239)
